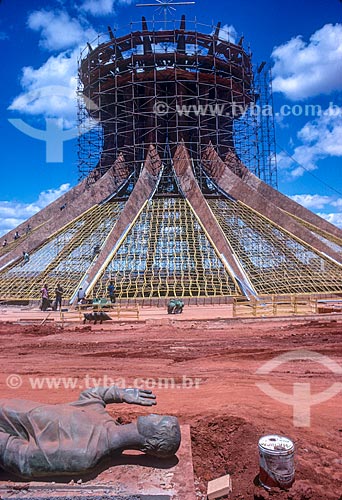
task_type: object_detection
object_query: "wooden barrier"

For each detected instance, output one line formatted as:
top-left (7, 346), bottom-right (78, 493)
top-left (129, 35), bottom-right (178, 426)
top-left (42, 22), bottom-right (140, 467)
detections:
top-left (60, 303), bottom-right (139, 326)
top-left (233, 295), bottom-right (318, 318)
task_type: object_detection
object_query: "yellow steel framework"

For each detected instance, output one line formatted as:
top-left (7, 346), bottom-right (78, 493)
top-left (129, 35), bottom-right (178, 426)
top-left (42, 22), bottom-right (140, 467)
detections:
top-left (0, 220), bottom-right (51, 259)
top-left (91, 198), bottom-right (240, 299)
top-left (2, 193), bottom-right (342, 303)
top-left (209, 198), bottom-right (342, 295)
top-left (0, 202), bottom-right (124, 301)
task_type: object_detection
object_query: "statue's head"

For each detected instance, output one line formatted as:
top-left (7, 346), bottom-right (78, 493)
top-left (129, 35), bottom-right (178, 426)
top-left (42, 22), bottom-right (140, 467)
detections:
top-left (137, 414), bottom-right (181, 458)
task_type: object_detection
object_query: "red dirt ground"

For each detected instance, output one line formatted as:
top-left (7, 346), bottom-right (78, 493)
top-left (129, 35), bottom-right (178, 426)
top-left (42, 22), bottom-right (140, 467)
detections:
top-left (0, 317), bottom-right (341, 499)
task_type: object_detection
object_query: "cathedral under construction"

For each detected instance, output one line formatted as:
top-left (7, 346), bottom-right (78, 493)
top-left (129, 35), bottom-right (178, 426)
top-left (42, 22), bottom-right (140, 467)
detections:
top-left (1, 17), bottom-right (342, 304)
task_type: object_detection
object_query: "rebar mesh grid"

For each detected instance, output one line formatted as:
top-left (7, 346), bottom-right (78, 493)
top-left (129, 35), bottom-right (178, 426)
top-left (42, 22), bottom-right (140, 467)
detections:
top-left (209, 199), bottom-right (342, 295)
top-left (91, 197), bottom-right (240, 299)
top-left (0, 202), bottom-right (124, 301)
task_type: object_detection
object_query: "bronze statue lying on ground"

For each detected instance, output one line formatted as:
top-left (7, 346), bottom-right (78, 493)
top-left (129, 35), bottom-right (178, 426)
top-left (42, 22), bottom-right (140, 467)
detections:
top-left (0, 386), bottom-right (181, 478)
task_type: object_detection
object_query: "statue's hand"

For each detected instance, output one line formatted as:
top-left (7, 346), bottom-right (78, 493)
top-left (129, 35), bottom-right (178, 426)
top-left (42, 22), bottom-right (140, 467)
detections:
top-left (121, 388), bottom-right (157, 406)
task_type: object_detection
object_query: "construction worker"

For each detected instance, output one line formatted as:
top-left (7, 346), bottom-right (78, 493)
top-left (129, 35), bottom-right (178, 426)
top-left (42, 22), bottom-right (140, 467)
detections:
top-left (55, 284), bottom-right (64, 311)
top-left (40, 284), bottom-right (50, 311)
top-left (107, 281), bottom-right (116, 303)
top-left (77, 287), bottom-right (86, 304)
top-left (21, 252), bottom-right (30, 266)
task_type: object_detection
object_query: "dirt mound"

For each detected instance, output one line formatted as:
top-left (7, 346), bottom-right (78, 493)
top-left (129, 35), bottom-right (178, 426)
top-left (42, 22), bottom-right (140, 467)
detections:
top-left (0, 319), bottom-right (341, 499)
top-left (190, 414), bottom-right (259, 498)
top-left (189, 414), bottom-right (341, 500)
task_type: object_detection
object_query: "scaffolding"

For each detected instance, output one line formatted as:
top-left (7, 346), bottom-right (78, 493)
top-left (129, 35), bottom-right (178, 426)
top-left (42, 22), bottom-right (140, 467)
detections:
top-left (77, 18), bottom-right (276, 189)
top-left (249, 64), bottom-right (277, 187)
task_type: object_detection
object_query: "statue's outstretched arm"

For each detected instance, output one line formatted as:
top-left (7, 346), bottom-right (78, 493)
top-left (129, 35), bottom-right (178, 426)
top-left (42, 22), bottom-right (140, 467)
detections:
top-left (78, 386), bottom-right (156, 406)
top-left (119, 388), bottom-right (157, 406)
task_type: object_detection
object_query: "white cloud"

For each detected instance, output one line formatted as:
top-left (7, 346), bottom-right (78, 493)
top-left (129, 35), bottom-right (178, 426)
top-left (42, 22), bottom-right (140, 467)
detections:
top-left (0, 184), bottom-right (71, 237)
top-left (8, 9), bottom-right (99, 123)
top-left (81, 0), bottom-right (114, 15)
top-left (28, 9), bottom-right (96, 51)
top-left (331, 198), bottom-right (342, 208)
top-left (36, 183), bottom-right (71, 206)
top-left (298, 114), bottom-right (342, 156)
top-left (8, 52), bottom-right (79, 122)
top-left (272, 23), bottom-right (342, 100)
top-left (278, 111), bottom-right (342, 178)
top-left (285, 195), bottom-right (342, 230)
top-left (289, 194), bottom-right (334, 210)
top-left (80, 0), bottom-right (134, 16)
top-left (317, 212), bottom-right (342, 229)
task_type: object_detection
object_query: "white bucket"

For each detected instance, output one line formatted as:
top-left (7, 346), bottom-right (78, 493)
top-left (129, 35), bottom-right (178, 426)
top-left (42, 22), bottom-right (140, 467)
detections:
top-left (258, 435), bottom-right (295, 490)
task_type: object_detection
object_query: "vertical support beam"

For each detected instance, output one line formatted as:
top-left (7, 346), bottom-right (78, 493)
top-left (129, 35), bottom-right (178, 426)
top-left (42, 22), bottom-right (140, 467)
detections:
top-left (208, 22), bottom-right (221, 55)
top-left (73, 145), bottom-right (162, 303)
top-left (176, 15), bottom-right (186, 53)
top-left (142, 17), bottom-right (152, 55)
top-left (173, 142), bottom-right (256, 297)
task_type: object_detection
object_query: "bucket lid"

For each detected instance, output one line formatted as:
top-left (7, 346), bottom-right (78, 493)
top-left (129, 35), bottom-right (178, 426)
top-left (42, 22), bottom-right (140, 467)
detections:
top-left (258, 435), bottom-right (294, 453)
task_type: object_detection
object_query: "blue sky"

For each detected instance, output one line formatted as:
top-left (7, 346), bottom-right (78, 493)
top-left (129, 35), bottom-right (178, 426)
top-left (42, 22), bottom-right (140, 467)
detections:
top-left (0, 0), bottom-right (342, 235)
